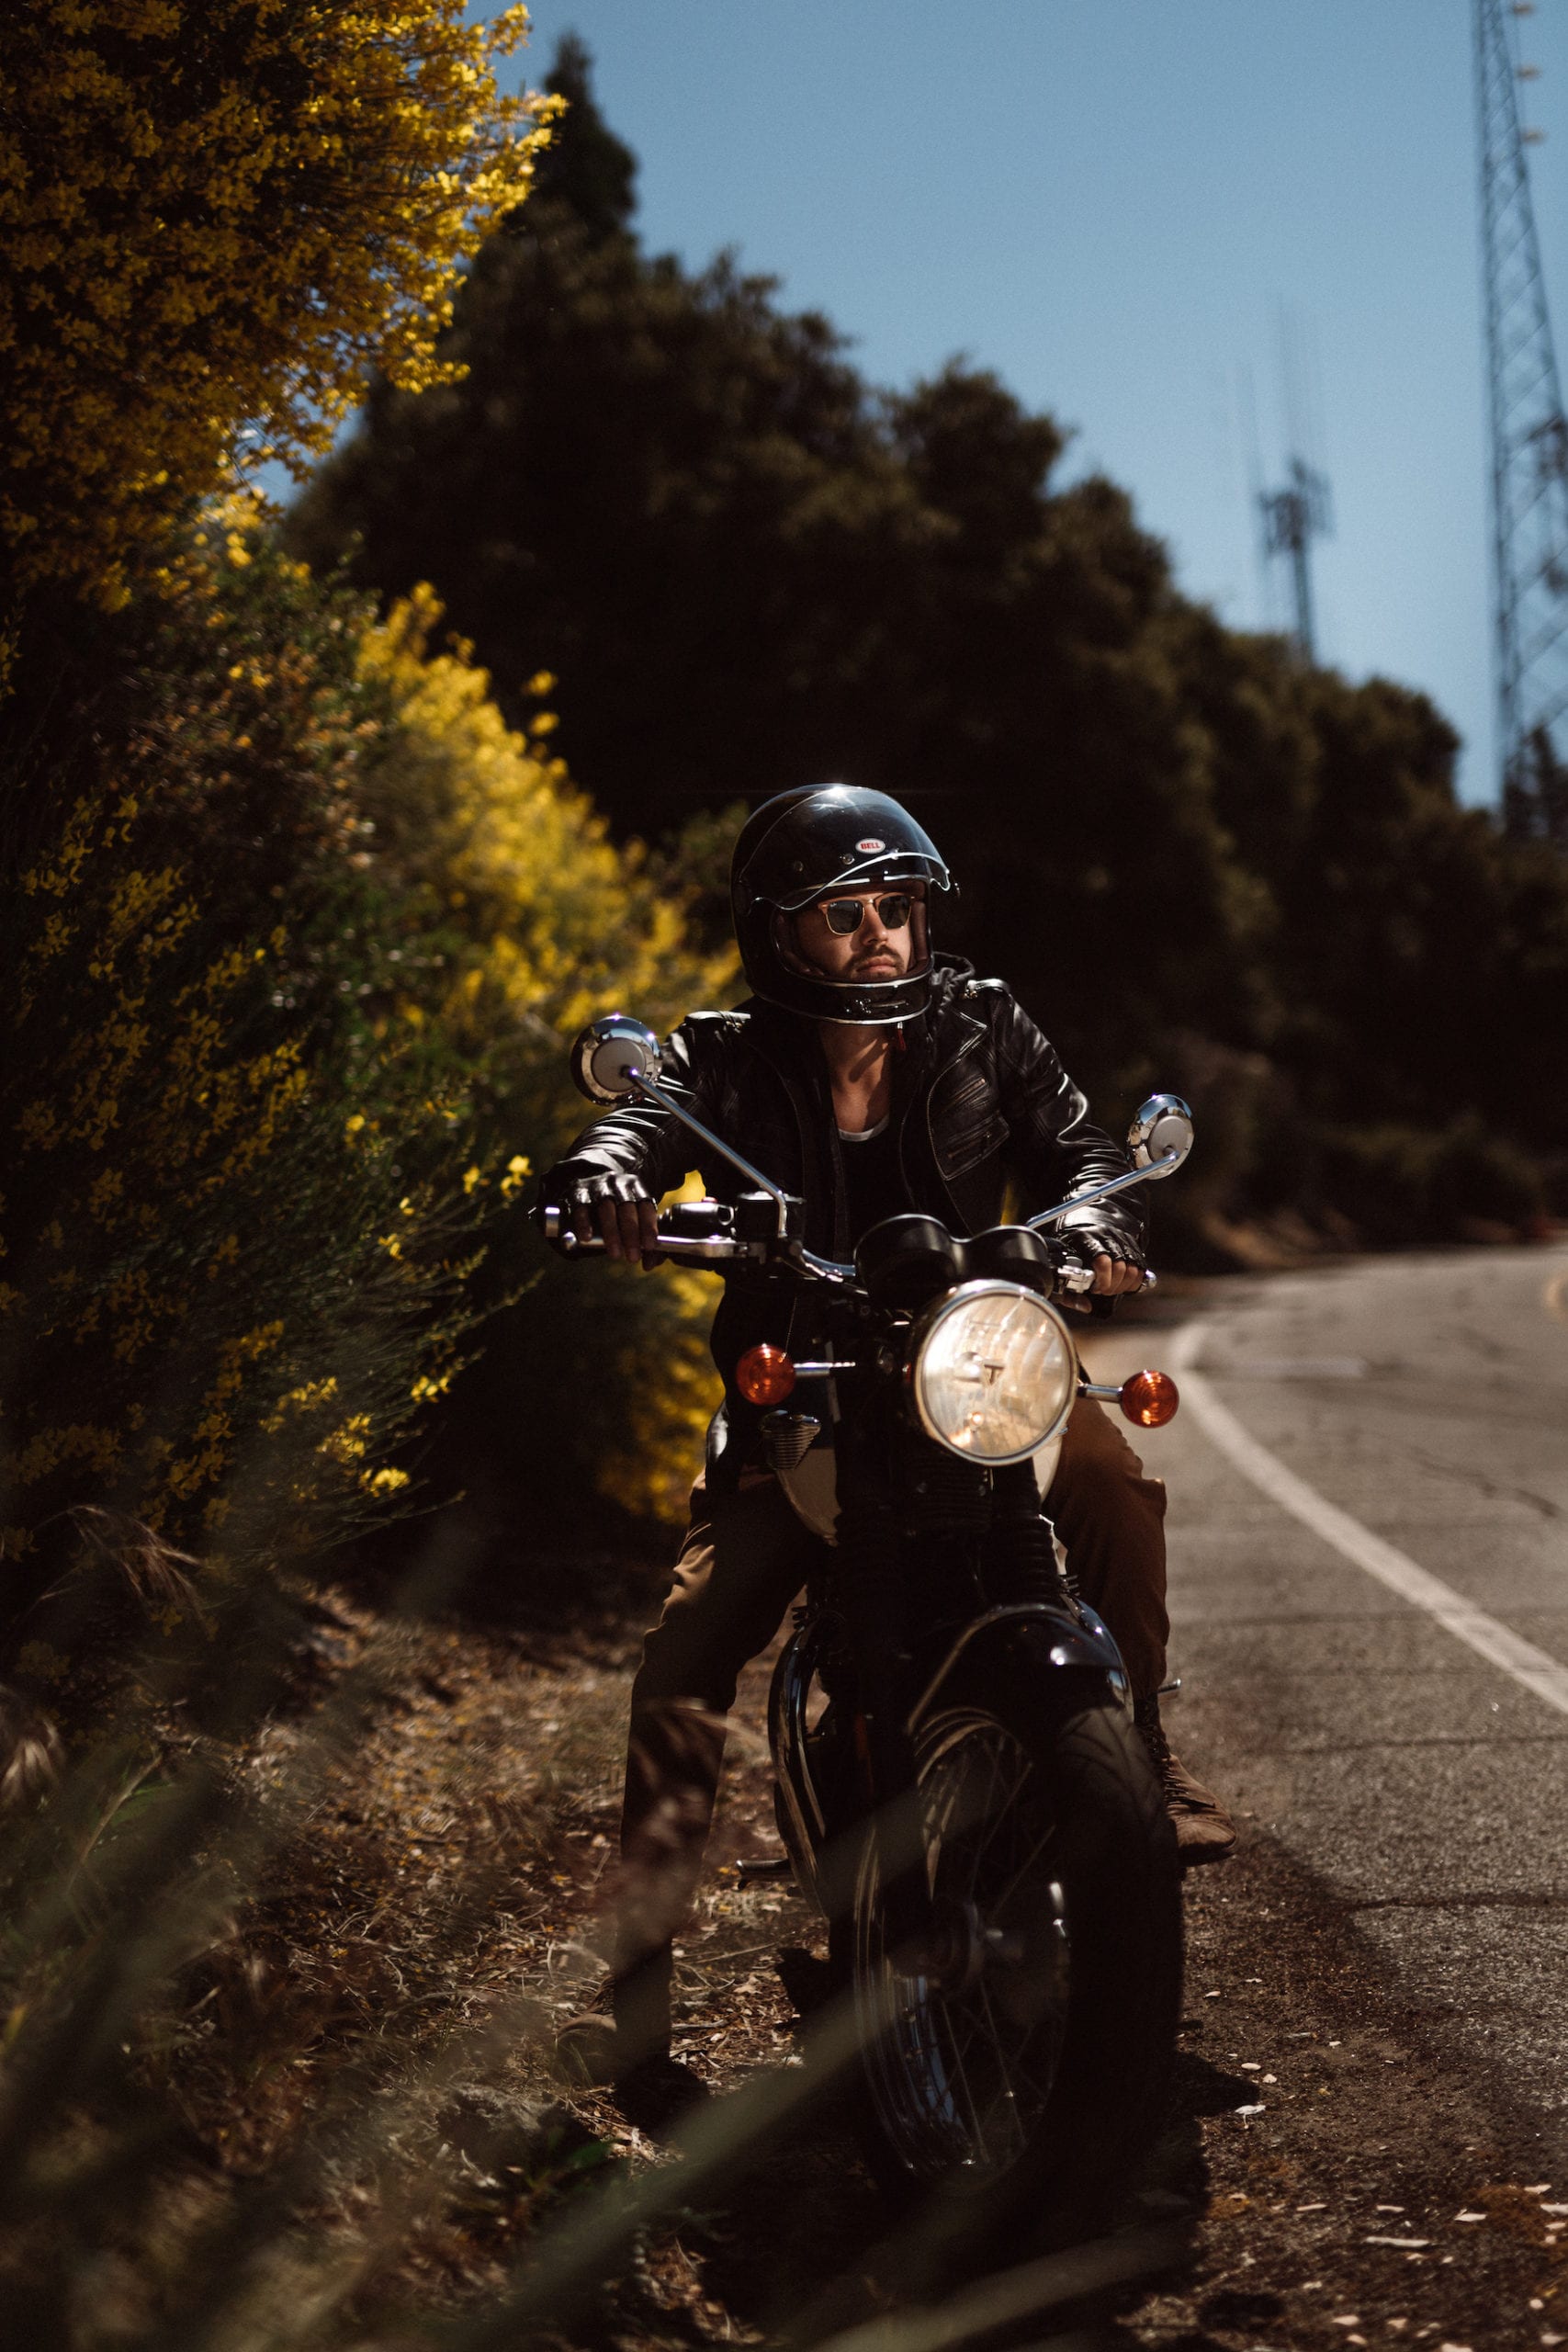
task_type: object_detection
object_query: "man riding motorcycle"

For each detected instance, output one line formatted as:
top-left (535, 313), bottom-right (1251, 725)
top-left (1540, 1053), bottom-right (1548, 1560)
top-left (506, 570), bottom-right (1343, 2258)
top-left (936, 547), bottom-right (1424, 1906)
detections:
top-left (540, 784), bottom-right (1235, 2087)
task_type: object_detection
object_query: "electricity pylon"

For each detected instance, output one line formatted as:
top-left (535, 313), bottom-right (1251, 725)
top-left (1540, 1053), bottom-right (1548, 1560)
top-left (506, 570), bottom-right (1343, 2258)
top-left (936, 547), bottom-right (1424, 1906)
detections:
top-left (1475, 0), bottom-right (1568, 840)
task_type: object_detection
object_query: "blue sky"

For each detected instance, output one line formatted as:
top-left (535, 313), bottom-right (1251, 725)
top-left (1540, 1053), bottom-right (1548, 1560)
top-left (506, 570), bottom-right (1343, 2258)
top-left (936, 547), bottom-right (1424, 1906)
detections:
top-left (494, 0), bottom-right (1568, 808)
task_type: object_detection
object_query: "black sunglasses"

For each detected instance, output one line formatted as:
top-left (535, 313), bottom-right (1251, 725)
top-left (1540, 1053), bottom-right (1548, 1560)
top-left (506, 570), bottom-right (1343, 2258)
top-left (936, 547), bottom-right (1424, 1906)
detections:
top-left (817, 892), bottom-right (916, 936)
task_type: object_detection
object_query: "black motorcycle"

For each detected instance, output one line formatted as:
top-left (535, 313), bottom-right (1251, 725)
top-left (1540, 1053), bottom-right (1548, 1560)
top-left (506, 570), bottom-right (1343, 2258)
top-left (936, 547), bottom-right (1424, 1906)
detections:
top-left (544, 1013), bottom-right (1192, 2236)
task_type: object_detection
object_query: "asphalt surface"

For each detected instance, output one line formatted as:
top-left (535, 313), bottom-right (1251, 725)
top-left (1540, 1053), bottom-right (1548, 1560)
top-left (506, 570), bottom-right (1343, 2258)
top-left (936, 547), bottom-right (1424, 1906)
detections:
top-left (1078, 1243), bottom-right (1568, 2347)
top-left (525, 1244), bottom-right (1568, 2351)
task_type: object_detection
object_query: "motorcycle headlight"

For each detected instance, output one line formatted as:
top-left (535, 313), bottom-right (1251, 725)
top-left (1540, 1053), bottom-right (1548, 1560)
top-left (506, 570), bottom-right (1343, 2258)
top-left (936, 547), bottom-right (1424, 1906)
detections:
top-left (908, 1281), bottom-right (1077, 1464)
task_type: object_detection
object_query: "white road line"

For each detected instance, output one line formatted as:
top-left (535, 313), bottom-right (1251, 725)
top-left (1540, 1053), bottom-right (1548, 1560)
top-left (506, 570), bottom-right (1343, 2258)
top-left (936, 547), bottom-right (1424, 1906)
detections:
top-left (1169, 1323), bottom-right (1568, 1721)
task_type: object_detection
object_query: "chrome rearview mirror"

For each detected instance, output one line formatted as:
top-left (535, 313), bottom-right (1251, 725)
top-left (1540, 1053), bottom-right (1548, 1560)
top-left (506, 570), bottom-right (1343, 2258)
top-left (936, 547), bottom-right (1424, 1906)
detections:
top-left (567, 1010), bottom-right (796, 1239)
top-left (1127, 1093), bottom-right (1194, 1179)
top-left (1027, 1089), bottom-right (1195, 1234)
top-left (570, 1013), bottom-right (663, 1105)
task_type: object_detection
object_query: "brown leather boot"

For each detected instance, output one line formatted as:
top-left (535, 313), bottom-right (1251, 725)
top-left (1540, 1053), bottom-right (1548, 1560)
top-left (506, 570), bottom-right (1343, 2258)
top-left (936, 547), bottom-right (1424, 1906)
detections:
top-left (555, 1946), bottom-right (673, 2086)
top-left (1134, 1697), bottom-right (1237, 1865)
top-left (554, 1967), bottom-right (707, 2131)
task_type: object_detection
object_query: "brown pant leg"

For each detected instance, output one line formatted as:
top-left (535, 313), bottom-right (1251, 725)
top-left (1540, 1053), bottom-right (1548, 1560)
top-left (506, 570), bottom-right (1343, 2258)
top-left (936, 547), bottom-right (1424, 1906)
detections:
top-left (613, 1471), bottom-right (827, 2052)
top-left (1046, 1396), bottom-right (1169, 1703)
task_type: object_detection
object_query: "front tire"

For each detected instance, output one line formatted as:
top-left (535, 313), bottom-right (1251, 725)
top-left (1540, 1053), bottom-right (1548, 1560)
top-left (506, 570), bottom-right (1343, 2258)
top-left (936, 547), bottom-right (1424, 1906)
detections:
top-left (831, 1679), bottom-right (1181, 2247)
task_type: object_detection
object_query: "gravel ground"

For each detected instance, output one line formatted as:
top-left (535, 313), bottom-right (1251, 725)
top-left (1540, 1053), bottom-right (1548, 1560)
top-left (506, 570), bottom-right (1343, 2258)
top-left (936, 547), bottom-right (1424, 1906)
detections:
top-left (175, 1542), bottom-right (1562, 2351)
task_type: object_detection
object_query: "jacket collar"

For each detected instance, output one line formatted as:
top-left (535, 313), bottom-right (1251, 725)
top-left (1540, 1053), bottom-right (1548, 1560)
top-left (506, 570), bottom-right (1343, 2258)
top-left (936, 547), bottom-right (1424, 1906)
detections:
top-left (737, 953), bottom-right (979, 1073)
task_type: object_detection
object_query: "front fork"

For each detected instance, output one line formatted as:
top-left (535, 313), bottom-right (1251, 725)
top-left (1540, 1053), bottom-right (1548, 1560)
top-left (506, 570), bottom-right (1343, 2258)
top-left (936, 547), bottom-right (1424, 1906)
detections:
top-left (829, 1429), bottom-right (930, 1954)
top-left (984, 1459), bottom-right (1072, 1610)
top-left (776, 1443), bottom-right (1089, 1962)
top-left (831, 1453), bottom-right (1069, 1963)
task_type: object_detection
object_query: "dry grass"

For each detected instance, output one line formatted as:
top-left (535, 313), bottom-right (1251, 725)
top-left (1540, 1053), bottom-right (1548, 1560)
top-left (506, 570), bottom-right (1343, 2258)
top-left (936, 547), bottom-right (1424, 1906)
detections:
top-left (0, 1556), bottom-right (900, 2349)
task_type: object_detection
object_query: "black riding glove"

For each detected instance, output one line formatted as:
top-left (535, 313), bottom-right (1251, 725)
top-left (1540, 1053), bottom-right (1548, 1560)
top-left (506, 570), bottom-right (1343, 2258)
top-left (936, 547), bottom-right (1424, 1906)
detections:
top-left (547, 1170), bottom-right (660, 1262)
top-left (1053, 1228), bottom-right (1144, 1300)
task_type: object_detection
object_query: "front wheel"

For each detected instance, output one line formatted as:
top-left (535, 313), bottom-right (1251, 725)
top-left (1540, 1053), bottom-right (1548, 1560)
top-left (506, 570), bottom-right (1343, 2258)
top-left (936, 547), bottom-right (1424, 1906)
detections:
top-left (831, 1681), bottom-right (1181, 2248)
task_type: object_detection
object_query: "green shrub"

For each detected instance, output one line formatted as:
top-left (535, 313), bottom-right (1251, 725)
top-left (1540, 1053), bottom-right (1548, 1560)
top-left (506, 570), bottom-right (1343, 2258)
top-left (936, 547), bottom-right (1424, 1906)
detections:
top-left (0, 521), bottom-right (737, 1687)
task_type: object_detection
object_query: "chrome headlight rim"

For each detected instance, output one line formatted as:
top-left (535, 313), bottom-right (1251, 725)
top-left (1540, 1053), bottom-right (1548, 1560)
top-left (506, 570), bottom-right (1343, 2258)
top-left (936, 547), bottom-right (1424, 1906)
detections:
top-left (907, 1279), bottom-right (1080, 1465)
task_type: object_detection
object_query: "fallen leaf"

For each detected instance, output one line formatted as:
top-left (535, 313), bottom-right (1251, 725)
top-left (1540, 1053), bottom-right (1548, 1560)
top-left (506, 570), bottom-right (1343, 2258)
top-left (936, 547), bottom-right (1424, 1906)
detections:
top-left (1365, 2236), bottom-right (1431, 2250)
top-left (1296, 2202), bottom-right (1328, 2213)
top-left (1330, 2317), bottom-right (1360, 2329)
top-left (1235, 2102), bottom-right (1266, 2117)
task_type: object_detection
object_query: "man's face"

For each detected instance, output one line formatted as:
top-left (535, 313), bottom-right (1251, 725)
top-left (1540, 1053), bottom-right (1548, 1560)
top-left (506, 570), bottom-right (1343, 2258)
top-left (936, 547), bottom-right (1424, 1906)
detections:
top-left (790, 885), bottom-right (923, 983)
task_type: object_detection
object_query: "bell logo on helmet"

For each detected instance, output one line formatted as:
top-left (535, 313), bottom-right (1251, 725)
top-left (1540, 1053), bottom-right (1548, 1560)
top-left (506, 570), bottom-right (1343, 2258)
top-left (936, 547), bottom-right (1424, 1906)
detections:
top-left (855, 837), bottom-right (886, 854)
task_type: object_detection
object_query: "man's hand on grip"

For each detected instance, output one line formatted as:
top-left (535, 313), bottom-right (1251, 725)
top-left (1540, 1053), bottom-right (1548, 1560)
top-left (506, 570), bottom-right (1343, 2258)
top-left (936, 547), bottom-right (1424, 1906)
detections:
top-left (1091, 1252), bottom-right (1145, 1297)
top-left (566, 1172), bottom-right (662, 1267)
top-left (1055, 1230), bottom-right (1145, 1311)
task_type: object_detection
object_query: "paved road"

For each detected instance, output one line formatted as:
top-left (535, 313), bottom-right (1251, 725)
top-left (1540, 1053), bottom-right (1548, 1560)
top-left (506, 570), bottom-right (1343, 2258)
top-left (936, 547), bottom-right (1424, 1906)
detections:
top-left (1095, 1244), bottom-right (1568, 2172)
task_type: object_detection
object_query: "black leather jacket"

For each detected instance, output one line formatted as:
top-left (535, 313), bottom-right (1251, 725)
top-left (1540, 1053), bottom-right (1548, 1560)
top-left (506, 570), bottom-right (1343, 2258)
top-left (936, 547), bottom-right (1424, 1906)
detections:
top-left (541, 958), bottom-right (1145, 1473)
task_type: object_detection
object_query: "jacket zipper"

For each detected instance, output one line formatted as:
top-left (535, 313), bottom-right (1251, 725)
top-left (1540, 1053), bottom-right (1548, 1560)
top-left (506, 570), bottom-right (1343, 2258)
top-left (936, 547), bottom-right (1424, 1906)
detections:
top-left (920, 1019), bottom-right (987, 1222)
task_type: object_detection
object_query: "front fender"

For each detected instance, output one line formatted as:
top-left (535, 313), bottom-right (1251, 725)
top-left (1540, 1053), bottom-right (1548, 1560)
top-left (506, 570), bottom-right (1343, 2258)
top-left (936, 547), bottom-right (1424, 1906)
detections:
top-left (908, 1602), bottom-right (1130, 1733)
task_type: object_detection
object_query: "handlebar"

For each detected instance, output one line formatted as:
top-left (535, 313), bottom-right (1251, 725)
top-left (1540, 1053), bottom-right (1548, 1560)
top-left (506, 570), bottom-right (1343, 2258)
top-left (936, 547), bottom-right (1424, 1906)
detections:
top-left (538, 1202), bottom-right (856, 1281)
top-left (539, 1201), bottom-right (1154, 1299)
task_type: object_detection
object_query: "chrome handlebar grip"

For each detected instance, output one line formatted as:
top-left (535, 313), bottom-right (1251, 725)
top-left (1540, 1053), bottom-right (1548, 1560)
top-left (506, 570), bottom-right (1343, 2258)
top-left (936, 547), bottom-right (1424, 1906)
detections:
top-left (544, 1220), bottom-right (748, 1262)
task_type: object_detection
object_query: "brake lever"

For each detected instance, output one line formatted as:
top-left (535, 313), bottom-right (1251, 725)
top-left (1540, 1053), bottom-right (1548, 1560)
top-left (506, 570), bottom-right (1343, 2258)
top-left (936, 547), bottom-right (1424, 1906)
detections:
top-left (549, 1230), bottom-right (749, 1261)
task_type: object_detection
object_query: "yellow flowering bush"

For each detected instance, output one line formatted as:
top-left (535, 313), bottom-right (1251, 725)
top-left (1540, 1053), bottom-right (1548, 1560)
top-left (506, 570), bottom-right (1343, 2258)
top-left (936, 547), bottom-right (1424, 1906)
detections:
top-left (0, 520), bottom-right (739, 1679)
top-left (352, 587), bottom-right (739, 1526)
top-left (0, 1), bottom-right (558, 611)
top-left (0, 535), bottom-right (482, 1634)
top-left (356, 586), bottom-right (733, 1072)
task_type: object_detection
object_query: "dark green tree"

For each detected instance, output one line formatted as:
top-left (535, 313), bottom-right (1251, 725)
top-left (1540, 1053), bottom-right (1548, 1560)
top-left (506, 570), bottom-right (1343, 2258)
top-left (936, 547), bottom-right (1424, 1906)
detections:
top-left (532, 28), bottom-right (638, 240)
top-left (286, 40), bottom-right (1568, 1245)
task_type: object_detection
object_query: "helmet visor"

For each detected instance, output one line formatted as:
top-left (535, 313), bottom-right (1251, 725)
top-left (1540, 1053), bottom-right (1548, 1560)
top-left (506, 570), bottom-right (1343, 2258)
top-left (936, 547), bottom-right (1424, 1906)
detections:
top-left (736, 786), bottom-right (952, 914)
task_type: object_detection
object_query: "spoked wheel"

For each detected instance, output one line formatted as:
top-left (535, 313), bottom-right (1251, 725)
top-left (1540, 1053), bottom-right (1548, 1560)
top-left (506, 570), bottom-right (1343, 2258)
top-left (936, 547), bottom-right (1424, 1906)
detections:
top-left (854, 1707), bottom-right (1070, 2180)
top-left (833, 1686), bottom-right (1181, 2245)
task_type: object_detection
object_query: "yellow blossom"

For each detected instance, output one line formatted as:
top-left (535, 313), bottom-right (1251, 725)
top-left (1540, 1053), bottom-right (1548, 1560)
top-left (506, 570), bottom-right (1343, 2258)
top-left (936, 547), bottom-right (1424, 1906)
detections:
top-left (362, 1465), bottom-right (411, 1494)
top-left (1, 1), bottom-right (559, 611)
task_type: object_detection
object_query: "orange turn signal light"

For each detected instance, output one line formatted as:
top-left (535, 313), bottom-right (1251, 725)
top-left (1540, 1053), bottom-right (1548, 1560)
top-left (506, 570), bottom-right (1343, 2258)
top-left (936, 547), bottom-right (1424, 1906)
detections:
top-left (737, 1342), bottom-right (796, 1406)
top-left (1120, 1368), bottom-right (1179, 1429)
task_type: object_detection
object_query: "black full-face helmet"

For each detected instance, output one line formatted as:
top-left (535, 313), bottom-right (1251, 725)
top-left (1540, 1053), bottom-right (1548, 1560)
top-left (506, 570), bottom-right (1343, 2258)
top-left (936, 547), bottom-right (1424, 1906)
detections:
top-left (730, 785), bottom-right (953, 1024)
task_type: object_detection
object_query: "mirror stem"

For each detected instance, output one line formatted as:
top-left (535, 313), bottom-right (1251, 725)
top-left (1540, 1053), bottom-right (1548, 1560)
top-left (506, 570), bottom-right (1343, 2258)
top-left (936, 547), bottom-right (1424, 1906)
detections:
top-left (629, 1073), bottom-right (793, 1237)
top-left (1025, 1150), bottom-right (1179, 1233)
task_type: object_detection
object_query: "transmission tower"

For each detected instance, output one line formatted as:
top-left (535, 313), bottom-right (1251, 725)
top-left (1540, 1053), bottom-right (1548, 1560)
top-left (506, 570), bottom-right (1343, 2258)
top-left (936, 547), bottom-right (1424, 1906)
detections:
top-left (1258, 456), bottom-right (1332, 663)
top-left (1476, 0), bottom-right (1568, 840)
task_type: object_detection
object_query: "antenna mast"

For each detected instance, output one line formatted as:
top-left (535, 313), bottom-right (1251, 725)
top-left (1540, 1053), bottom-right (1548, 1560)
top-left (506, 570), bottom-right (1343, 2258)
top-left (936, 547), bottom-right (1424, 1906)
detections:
top-left (1258, 457), bottom-right (1332, 662)
top-left (1476, 0), bottom-right (1568, 840)
top-left (1258, 311), bottom-right (1332, 662)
